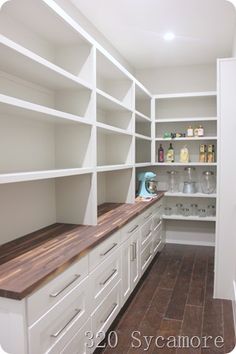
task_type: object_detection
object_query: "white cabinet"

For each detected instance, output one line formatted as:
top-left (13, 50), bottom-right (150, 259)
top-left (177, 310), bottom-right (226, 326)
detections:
top-left (152, 220), bottom-right (163, 255)
top-left (121, 229), bottom-right (140, 305)
top-left (140, 241), bottom-right (153, 275)
top-left (60, 320), bottom-right (92, 354)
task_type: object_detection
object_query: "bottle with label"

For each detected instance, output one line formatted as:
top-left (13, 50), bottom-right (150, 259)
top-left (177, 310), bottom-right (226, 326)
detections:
top-left (198, 125), bottom-right (204, 137)
top-left (166, 143), bottom-right (175, 163)
top-left (199, 144), bottom-right (207, 163)
top-left (207, 144), bottom-right (215, 163)
top-left (158, 144), bottom-right (164, 163)
top-left (187, 126), bottom-right (194, 137)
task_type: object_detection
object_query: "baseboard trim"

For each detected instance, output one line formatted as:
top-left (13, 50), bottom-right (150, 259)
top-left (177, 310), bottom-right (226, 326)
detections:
top-left (166, 239), bottom-right (215, 247)
top-left (233, 280), bottom-right (236, 335)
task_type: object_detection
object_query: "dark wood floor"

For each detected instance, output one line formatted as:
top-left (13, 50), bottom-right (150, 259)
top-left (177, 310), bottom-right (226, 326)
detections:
top-left (99, 244), bottom-right (235, 354)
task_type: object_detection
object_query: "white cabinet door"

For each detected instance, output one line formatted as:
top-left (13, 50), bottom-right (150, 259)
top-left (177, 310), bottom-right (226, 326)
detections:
top-left (215, 58), bottom-right (236, 300)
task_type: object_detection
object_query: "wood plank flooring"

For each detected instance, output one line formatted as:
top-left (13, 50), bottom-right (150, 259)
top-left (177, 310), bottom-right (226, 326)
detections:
top-left (97, 244), bottom-right (235, 354)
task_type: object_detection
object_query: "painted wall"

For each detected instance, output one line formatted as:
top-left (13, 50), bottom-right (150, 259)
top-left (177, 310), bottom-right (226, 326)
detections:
top-left (54, 0), bottom-right (134, 75)
top-left (135, 63), bottom-right (216, 94)
top-left (232, 28), bottom-right (236, 56)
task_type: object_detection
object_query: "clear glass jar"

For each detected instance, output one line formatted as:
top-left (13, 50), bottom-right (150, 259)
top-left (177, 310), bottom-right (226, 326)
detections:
top-left (167, 171), bottom-right (179, 193)
top-left (183, 208), bottom-right (190, 217)
top-left (176, 203), bottom-right (183, 215)
top-left (199, 208), bottom-right (207, 217)
top-left (164, 207), bottom-right (172, 216)
top-left (201, 171), bottom-right (216, 194)
top-left (207, 205), bottom-right (216, 217)
top-left (190, 204), bottom-right (198, 216)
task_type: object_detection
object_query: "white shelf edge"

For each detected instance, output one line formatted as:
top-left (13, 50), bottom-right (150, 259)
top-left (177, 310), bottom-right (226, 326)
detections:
top-left (0, 168), bottom-right (94, 184)
top-left (135, 110), bottom-right (151, 122)
top-left (135, 133), bottom-right (152, 141)
top-left (96, 88), bottom-right (133, 112)
top-left (154, 91), bottom-right (217, 99)
top-left (1, 35), bottom-right (93, 90)
top-left (153, 163), bottom-right (218, 166)
top-left (155, 117), bottom-right (218, 123)
top-left (162, 215), bottom-right (216, 222)
top-left (96, 164), bottom-right (134, 172)
top-left (96, 122), bottom-right (133, 136)
top-left (135, 162), bottom-right (152, 167)
top-left (0, 94), bottom-right (93, 126)
top-left (155, 136), bottom-right (218, 142)
top-left (164, 192), bottom-right (217, 198)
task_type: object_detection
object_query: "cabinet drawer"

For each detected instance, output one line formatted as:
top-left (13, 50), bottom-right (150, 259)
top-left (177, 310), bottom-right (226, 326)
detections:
top-left (60, 319), bottom-right (91, 354)
top-left (153, 221), bottom-right (162, 255)
top-left (27, 255), bottom-right (88, 326)
top-left (140, 241), bottom-right (153, 274)
top-left (91, 282), bottom-right (121, 347)
top-left (140, 207), bottom-right (154, 224)
top-left (120, 215), bottom-right (140, 243)
top-left (89, 231), bottom-right (120, 271)
top-left (90, 249), bottom-right (121, 310)
top-left (28, 276), bottom-right (90, 354)
top-left (152, 212), bottom-right (162, 231)
top-left (140, 218), bottom-right (153, 250)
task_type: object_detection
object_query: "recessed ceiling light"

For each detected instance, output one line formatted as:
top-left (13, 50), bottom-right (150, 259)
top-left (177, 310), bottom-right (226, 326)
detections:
top-left (163, 32), bottom-right (175, 41)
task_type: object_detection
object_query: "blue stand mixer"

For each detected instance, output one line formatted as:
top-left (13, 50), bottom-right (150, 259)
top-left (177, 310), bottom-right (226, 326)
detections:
top-left (137, 172), bottom-right (158, 198)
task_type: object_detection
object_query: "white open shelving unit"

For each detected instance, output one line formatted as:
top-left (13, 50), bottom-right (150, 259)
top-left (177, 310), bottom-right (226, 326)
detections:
top-left (0, 0), bottom-right (218, 248)
top-left (0, 0), bottom-right (153, 244)
top-left (151, 91), bottom-right (218, 245)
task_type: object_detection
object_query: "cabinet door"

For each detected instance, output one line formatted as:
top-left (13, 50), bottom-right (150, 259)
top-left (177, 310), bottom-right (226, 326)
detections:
top-left (130, 231), bottom-right (140, 289)
top-left (152, 220), bottom-right (162, 255)
top-left (121, 237), bottom-right (132, 305)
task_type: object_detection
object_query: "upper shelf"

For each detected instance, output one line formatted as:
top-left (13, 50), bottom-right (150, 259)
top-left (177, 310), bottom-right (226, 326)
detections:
top-left (155, 137), bottom-right (218, 142)
top-left (0, 36), bottom-right (93, 90)
top-left (0, 94), bottom-right (93, 125)
top-left (155, 117), bottom-right (218, 123)
top-left (154, 91), bottom-right (217, 99)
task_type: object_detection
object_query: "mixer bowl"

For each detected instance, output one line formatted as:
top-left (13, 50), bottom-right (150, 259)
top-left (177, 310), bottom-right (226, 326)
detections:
top-left (146, 180), bottom-right (158, 194)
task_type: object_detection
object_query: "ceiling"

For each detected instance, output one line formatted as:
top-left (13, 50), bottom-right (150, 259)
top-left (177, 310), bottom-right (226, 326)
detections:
top-left (71, 0), bottom-right (236, 69)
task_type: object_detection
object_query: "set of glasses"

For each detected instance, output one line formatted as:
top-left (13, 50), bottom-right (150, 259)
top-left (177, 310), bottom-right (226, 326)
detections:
top-left (164, 203), bottom-right (216, 218)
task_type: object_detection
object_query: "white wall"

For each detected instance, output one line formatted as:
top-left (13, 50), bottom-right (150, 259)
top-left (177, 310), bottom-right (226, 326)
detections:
top-left (232, 28), bottom-right (236, 56)
top-left (135, 63), bottom-right (216, 94)
top-left (55, 0), bottom-right (134, 75)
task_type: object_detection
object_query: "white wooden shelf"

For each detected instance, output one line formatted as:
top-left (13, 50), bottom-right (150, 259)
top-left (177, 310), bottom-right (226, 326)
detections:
top-left (135, 163), bottom-right (152, 168)
top-left (96, 122), bottom-right (132, 136)
top-left (0, 35), bottom-right (93, 90)
top-left (96, 88), bottom-right (132, 112)
top-left (135, 110), bottom-right (151, 122)
top-left (155, 136), bottom-right (217, 142)
top-left (162, 215), bottom-right (216, 222)
top-left (135, 133), bottom-right (152, 141)
top-left (154, 91), bottom-right (217, 99)
top-left (0, 168), bottom-right (94, 184)
top-left (155, 117), bottom-right (218, 123)
top-left (164, 192), bottom-right (217, 198)
top-left (96, 164), bottom-right (133, 172)
top-left (154, 162), bottom-right (217, 167)
top-left (0, 94), bottom-right (93, 125)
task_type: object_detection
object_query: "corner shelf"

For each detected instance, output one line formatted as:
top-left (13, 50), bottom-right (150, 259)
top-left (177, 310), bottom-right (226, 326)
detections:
top-left (162, 215), bottom-right (216, 222)
top-left (155, 117), bottom-right (218, 123)
top-left (154, 162), bottom-right (217, 167)
top-left (96, 165), bottom-right (133, 173)
top-left (164, 192), bottom-right (217, 198)
top-left (96, 122), bottom-right (132, 136)
top-left (155, 137), bottom-right (217, 142)
top-left (154, 91), bottom-right (217, 99)
top-left (135, 110), bottom-right (151, 122)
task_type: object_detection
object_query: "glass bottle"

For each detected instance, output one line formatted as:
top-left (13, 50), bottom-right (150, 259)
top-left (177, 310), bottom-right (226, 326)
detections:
top-left (167, 171), bottom-right (179, 192)
top-left (201, 171), bottom-right (216, 194)
top-left (158, 144), bottom-right (164, 163)
top-left (166, 143), bottom-right (175, 163)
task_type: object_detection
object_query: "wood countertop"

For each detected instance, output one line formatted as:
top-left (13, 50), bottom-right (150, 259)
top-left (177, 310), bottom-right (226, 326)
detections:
top-left (0, 193), bottom-right (164, 300)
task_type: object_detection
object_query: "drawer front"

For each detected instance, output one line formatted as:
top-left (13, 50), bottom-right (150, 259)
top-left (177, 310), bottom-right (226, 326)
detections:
top-left (28, 277), bottom-right (90, 354)
top-left (27, 255), bottom-right (89, 326)
top-left (140, 241), bottom-right (153, 275)
top-left (120, 215), bottom-right (140, 244)
top-left (152, 211), bottom-right (162, 231)
top-left (91, 282), bottom-right (121, 347)
top-left (60, 319), bottom-right (91, 354)
top-left (153, 221), bottom-right (162, 255)
top-left (140, 218), bottom-right (153, 250)
top-left (90, 249), bottom-right (121, 310)
top-left (141, 207), bottom-right (154, 224)
top-left (89, 231), bottom-right (120, 271)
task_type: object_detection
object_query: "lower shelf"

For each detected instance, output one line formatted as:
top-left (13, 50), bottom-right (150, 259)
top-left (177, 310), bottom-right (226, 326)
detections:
top-left (162, 215), bottom-right (216, 222)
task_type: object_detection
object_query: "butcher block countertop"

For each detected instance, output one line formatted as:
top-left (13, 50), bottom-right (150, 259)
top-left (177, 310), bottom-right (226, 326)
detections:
top-left (0, 193), bottom-right (164, 300)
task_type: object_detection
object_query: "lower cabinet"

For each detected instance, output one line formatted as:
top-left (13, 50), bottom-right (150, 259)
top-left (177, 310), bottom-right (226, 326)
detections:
top-left (121, 229), bottom-right (140, 305)
top-left (140, 240), bottom-right (153, 275)
top-left (152, 220), bottom-right (163, 255)
top-left (91, 282), bottom-right (121, 349)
